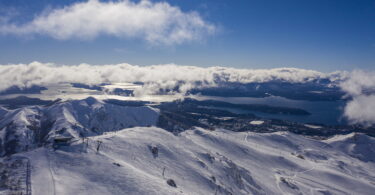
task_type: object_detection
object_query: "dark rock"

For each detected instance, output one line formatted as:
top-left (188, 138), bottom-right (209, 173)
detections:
top-left (167, 179), bottom-right (177, 187)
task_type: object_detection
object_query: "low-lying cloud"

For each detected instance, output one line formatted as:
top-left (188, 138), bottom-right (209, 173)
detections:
top-left (344, 95), bottom-right (375, 126)
top-left (0, 61), bottom-right (334, 96)
top-left (0, 0), bottom-right (215, 45)
top-left (340, 70), bottom-right (375, 126)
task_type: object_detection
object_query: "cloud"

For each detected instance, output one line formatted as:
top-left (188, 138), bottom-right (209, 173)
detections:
top-left (340, 70), bottom-right (375, 96)
top-left (0, 61), bottom-right (334, 96)
top-left (344, 95), bottom-right (375, 126)
top-left (0, 0), bottom-right (215, 45)
top-left (340, 70), bottom-right (375, 126)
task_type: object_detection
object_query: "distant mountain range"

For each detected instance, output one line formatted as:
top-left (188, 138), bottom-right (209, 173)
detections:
top-left (0, 77), bottom-right (346, 102)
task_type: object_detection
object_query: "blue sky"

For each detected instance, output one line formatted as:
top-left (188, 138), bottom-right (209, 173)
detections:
top-left (0, 0), bottom-right (374, 72)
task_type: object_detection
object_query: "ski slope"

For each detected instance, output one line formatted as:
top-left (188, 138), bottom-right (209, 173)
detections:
top-left (15, 127), bottom-right (375, 195)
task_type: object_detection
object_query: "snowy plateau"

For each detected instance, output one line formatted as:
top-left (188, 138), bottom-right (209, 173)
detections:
top-left (0, 97), bottom-right (374, 195)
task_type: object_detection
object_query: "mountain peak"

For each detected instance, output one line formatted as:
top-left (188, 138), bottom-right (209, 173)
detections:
top-left (82, 96), bottom-right (103, 106)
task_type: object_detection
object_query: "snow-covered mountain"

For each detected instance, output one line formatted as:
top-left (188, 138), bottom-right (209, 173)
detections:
top-left (3, 127), bottom-right (373, 195)
top-left (326, 133), bottom-right (375, 163)
top-left (1, 97), bottom-right (374, 195)
top-left (0, 97), bottom-right (159, 156)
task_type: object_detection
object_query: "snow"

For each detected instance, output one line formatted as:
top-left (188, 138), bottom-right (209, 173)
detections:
top-left (101, 83), bottom-right (142, 90)
top-left (11, 127), bottom-right (375, 195)
top-left (0, 107), bottom-right (41, 155)
top-left (26, 148), bottom-right (56, 195)
top-left (1, 97), bottom-right (375, 194)
top-left (304, 124), bottom-right (322, 129)
top-left (249, 120), bottom-right (264, 125)
top-left (0, 106), bottom-right (7, 118)
top-left (0, 97), bottom-right (159, 156)
top-left (325, 133), bottom-right (375, 162)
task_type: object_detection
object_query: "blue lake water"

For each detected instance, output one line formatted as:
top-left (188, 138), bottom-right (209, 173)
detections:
top-left (193, 95), bottom-right (347, 125)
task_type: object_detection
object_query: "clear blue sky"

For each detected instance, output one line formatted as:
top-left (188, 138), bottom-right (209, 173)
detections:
top-left (0, 0), bottom-right (374, 72)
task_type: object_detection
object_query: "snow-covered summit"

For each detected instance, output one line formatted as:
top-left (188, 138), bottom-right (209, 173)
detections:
top-left (44, 97), bottom-right (159, 139)
top-left (0, 97), bottom-right (159, 156)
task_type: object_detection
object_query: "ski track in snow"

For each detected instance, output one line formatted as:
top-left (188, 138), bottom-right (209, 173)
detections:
top-left (46, 149), bottom-right (57, 195)
top-left (25, 157), bottom-right (32, 195)
top-left (25, 148), bottom-right (56, 195)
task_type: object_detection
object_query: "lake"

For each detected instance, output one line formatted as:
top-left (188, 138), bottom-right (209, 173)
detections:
top-left (192, 95), bottom-right (347, 125)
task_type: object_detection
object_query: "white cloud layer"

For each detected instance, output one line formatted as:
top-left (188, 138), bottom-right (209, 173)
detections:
top-left (344, 95), bottom-right (375, 126)
top-left (0, 0), bottom-right (215, 45)
top-left (340, 70), bottom-right (375, 126)
top-left (0, 61), bottom-right (333, 95)
top-left (340, 70), bottom-right (375, 96)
